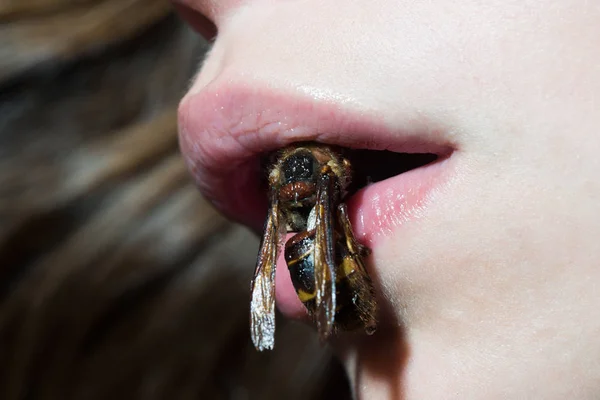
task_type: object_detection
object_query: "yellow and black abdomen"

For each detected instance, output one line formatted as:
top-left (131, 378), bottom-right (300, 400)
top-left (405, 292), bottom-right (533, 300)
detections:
top-left (284, 230), bottom-right (376, 333)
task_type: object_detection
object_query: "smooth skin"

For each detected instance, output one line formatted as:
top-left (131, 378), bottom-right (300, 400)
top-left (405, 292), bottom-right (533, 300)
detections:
top-left (173, 1), bottom-right (600, 399)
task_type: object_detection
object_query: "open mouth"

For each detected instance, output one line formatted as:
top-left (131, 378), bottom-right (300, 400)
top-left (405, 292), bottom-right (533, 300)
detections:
top-left (339, 149), bottom-right (439, 197)
top-left (258, 147), bottom-right (444, 235)
top-left (259, 145), bottom-right (452, 244)
top-left (259, 147), bottom-right (440, 198)
top-left (178, 81), bottom-right (457, 242)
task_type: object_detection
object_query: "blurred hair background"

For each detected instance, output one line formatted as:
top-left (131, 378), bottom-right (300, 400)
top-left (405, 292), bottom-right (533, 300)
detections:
top-left (0, 1), bottom-right (350, 398)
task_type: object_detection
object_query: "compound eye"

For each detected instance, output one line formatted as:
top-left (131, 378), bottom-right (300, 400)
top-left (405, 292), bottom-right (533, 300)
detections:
top-left (282, 152), bottom-right (315, 184)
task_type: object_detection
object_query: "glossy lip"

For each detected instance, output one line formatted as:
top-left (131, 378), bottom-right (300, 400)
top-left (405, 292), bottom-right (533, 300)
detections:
top-left (178, 80), bottom-right (457, 319)
top-left (178, 81), bottom-right (456, 236)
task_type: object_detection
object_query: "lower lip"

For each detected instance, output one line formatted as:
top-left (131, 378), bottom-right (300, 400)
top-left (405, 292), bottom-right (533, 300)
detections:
top-left (275, 155), bottom-right (454, 319)
top-left (347, 155), bottom-right (452, 246)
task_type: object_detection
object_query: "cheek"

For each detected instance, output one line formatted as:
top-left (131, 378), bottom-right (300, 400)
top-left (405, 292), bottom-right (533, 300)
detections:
top-left (369, 144), bottom-right (600, 333)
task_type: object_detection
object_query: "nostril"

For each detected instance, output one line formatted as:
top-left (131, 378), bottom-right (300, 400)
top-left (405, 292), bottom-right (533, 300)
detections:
top-left (172, 3), bottom-right (218, 40)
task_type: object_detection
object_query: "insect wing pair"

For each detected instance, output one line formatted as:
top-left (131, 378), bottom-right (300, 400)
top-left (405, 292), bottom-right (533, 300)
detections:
top-left (250, 147), bottom-right (377, 351)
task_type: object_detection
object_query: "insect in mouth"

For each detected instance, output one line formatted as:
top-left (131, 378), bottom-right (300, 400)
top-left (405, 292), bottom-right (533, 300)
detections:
top-left (250, 143), bottom-right (378, 351)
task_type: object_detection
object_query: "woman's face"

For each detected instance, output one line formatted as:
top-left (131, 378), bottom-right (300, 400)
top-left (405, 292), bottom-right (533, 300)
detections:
top-left (175, 1), bottom-right (600, 398)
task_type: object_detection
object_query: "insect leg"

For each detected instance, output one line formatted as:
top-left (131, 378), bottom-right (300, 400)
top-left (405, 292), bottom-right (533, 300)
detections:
top-left (337, 203), bottom-right (378, 334)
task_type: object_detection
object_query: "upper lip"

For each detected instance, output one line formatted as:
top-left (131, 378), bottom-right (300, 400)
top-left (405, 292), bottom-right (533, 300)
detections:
top-left (178, 80), bottom-right (455, 232)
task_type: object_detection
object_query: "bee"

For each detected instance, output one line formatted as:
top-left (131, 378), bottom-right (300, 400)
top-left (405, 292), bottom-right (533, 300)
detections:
top-left (250, 143), bottom-right (378, 351)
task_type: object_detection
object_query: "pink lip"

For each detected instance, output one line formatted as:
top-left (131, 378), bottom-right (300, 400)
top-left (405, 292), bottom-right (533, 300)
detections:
top-left (178, 80), bottom-right (456, 318)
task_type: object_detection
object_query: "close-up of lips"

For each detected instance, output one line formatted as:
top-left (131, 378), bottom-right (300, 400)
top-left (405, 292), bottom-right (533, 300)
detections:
top-left (174, 0), bottom-right (600, 399)
top-left (3, 0), bottom-right (600, 399)
top-left (179, 82), bottom-right (455, 323)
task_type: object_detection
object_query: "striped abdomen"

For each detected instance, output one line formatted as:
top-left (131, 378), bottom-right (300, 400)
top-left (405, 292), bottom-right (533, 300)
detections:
top-left (283, 230), bottom-right (374, 332)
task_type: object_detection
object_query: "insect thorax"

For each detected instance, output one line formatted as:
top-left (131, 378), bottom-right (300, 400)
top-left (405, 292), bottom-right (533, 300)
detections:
top-left (270, 145), bottom-right (349, 232)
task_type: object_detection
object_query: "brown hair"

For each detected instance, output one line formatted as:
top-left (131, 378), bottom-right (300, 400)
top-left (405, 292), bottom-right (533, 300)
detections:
top-left (0, 2), bottom-right (350, 398)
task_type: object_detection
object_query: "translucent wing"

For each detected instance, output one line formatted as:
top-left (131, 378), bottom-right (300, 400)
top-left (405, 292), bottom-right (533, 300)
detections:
top-left (313, 167), bottom-right (337, 341)
top-left (250, 190), bottom-right (283, 351)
